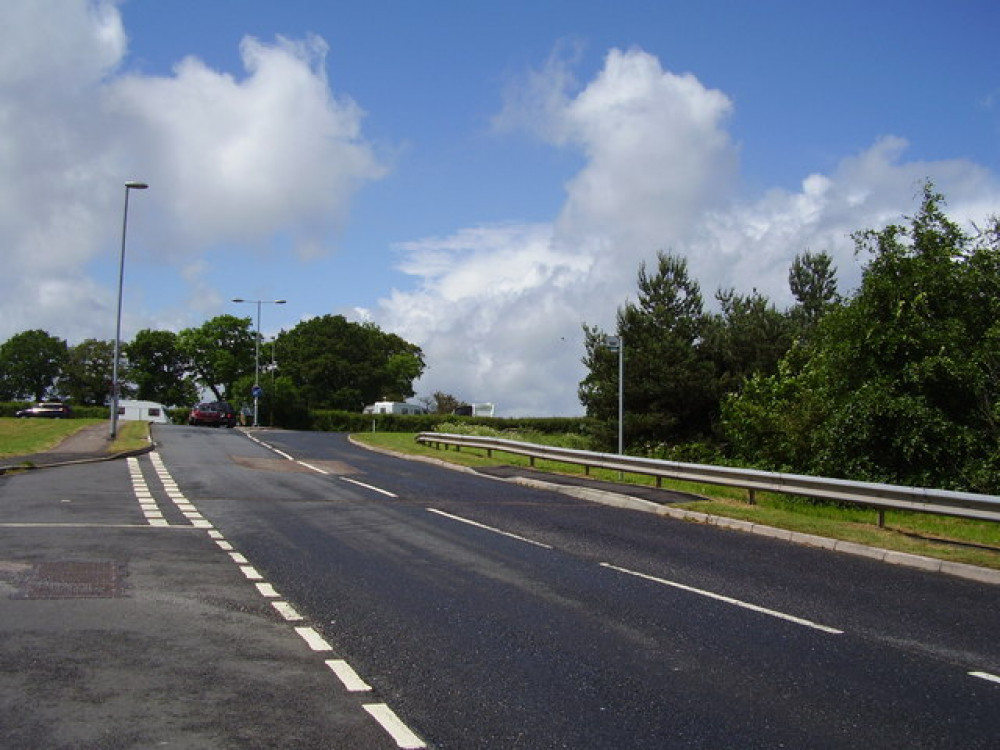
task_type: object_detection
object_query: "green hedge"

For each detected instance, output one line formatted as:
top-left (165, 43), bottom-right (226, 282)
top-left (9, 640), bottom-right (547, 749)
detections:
top-left (2, 401), bottom-right (593, 435)
top-left (308, 410), bottom-right (594, 435)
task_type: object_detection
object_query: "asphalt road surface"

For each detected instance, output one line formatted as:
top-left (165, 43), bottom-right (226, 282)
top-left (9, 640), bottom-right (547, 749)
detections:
top-left (1, 425), bottom-right (998, 748)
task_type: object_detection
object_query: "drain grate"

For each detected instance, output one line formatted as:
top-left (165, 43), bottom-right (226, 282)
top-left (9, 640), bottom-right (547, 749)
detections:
top-left (8, 561), bottom-right (129, 599)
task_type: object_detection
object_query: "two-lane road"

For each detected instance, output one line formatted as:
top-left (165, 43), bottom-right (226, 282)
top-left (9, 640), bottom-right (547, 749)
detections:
top-left (2, 424), bottom-right (997, 748)
top-left (152, 426), bottom-right (1000, 748)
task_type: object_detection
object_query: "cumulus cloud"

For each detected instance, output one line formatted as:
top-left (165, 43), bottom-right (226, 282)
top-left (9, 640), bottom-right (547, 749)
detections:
top-left (380, 48), bottom-right (1000, 417)
top-left (0, 0), bottom-right (383, 343)
top-left (105, 33), bottom-right (384, 259)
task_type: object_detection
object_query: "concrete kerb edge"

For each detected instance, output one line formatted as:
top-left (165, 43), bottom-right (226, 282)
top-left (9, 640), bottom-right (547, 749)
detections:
top-left (348, 435), bottom-right (1000, 587)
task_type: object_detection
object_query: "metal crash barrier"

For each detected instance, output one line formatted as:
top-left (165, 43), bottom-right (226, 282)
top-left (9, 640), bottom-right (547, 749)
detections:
top-left (415, 432), bottom-right (1000, 524)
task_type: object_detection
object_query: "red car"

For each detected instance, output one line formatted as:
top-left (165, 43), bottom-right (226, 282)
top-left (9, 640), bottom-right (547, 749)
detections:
top-left (188, 401), bottom-right (237, 428)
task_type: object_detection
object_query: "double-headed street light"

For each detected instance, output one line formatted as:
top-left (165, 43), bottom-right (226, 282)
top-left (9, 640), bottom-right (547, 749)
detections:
top-left (110, 181), bottom-right (148, 439)
top-left (231, 298), bottom-right (286, 427)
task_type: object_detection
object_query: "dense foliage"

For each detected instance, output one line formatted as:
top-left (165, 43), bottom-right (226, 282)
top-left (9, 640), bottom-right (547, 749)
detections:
top-left (0, 313), bottom-right (425, 424)
top-left (722, 187), bottom-right (1000, 492)
top-left (275, 314), bottom-right (425, 411)
top-left (0, 329), bottom-right (68, 401)
top-left (581, 185), bottom-right (1000, 493)
top-left (580, 251), bottom-right (811, 451)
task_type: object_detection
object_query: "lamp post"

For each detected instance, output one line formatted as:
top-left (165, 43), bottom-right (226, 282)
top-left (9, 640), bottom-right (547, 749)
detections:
top-left (110, 181), bottom-right (148, 439)
top-left (231, 298), bottom-right (286, 427)
top-left (605, 335), bottom-right (624, 455)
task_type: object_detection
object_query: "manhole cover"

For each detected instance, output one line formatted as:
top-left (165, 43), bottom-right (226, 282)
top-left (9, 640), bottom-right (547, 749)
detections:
top-left (8, 561), bottom-right (129, 599)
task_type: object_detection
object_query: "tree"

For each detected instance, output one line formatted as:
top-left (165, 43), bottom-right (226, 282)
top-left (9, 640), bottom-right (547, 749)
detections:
top-left (723, 185), bottom-right (1000, 492)
top-left (177, 315), bottom-right (255, 402)
top-left (276, 315), bottom-right (425, 411)
top-left (61, 338), bottom-right (121, 405)
top-left (788, 250), bottom-right (841, 331)
top-left (126, 329), bottom-right (197, 406)
top-left (579, 252), bottom-right (715, 450)
top-left (702, 288), bottom-right (792, 396)
top-left (0, 329), bottom-right (68, 401)
top-left (422, 391), bottom-right (469, 415)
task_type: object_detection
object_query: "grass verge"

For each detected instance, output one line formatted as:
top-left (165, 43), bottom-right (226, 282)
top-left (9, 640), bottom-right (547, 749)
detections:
top-left (110, 420), bottom-right (151, 454)
top-left (0, 417), bottom-right (150, 460)
top-left (352, 431), bottom-right (1000, 571)
top-left (0, 418), bottom-right (103, 458)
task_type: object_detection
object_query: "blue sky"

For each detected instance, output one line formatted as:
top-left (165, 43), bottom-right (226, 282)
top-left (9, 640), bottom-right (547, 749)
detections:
top-left (2, 0), bottom-right (998, 415)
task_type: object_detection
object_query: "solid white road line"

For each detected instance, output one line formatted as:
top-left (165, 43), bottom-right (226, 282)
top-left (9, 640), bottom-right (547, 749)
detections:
top-left (426, 508), bottom-right (553, 549)
top-left (326, 659), bottom-right (372, 692)
top-left (363, 703), bottom-right (426, 749)
top-left (601, 563), bottom-right (844, 635)
top-left (970, 671), bottom-right (1000, 684)
top-left (341, 477), bottom-right (398, 497)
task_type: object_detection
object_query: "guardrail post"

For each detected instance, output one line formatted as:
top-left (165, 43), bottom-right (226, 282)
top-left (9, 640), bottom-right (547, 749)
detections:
top-left (877, 509), bottom-right (885, 528)
top-left (748, 488), bottom-right (756, 505)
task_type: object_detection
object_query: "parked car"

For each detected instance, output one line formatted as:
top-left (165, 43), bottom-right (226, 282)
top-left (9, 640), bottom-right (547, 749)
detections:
top-left (16, 401), bottom-right (72, 418)
top-left (187, 401), bottom-right (237, 428)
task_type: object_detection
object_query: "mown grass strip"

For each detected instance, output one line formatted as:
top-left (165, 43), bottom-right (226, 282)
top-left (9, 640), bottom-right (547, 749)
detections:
top-left (0, 417), bottom-right (150, 460)
top-left (110, 420), bottom-right (151, 454)
top-left (0, 418), bottom-right (102, 458)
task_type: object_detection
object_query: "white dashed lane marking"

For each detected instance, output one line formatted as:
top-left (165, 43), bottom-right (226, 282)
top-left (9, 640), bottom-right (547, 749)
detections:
top-left (363, 704), bottom-right (427, 749)
top-left (144, 444), bottom-right (426, 748)
top-left (295, 626), bottom-right (334, 652)
top-left (326, 659), bottom-right (372, 692)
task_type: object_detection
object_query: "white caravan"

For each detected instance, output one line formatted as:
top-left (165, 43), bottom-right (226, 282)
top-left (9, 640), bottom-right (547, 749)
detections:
top-left (362, 401), bottom-right (428, 415)
top-left (117, 400), bottom-right (171, 424)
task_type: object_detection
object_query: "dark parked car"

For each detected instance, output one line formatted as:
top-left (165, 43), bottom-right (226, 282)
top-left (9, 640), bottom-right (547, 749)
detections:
top-left (16, 401), bottom-right (72, 418)
top-left (188, 401), bottom-right (237, 428)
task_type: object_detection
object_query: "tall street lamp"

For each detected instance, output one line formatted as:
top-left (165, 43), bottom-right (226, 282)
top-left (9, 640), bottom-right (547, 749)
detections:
top-left (110, 181), bottom-right (148, 439)
top-left (231, 298), bottom-right (286, 427)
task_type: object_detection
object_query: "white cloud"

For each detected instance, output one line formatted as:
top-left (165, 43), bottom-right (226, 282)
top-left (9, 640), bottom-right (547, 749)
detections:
top-left (380, 48), bottom-right (1000, 417)
top-left (105, 33), bottom-right (385, 259)
top-left (0, 0), bottom-right (384, 344)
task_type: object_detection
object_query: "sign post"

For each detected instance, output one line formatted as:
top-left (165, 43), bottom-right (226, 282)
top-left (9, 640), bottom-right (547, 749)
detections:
top-left (251, 384), bottom-right (263, 428)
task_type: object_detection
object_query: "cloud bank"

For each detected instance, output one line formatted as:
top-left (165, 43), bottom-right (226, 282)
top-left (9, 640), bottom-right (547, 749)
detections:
top-left (379, 47), bottom-right (1000, 416)
top-left (0, 0), bottom-right (382, 342)
top-left (2, 3), bottom-right (997, 418)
